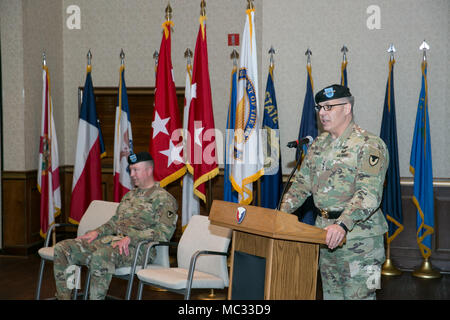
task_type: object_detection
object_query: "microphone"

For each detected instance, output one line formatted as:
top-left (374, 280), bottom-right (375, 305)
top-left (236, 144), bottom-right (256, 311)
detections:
top-left (286, 136), bottom-right (313, 148)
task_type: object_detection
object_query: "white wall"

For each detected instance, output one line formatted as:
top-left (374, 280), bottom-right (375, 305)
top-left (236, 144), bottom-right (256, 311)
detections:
top-left (261, 0), bottom-right (449, 178)
top-left (1, 0), bottom-right (449, 179)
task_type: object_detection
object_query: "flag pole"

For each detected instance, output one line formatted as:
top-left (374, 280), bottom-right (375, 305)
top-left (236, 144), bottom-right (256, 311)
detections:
top-left (257, 46), bottom-right (276, 207)
top-left (43, 51), bottom-right (57, 247)
top-left (381, 43), bottom-right (402, 276)
top-left (411, 40), bottom-right (440, 279)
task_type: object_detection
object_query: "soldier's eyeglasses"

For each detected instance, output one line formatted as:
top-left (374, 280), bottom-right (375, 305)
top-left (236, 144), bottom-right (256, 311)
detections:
top-left (315, 102), bottom-right (347, 112)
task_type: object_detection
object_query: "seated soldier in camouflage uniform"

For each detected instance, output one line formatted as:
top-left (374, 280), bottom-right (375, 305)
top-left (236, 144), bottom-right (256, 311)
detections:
top-left (280, 84), bottom-right (389, 300)
top-left (53, 152), bottom-right (178, 300)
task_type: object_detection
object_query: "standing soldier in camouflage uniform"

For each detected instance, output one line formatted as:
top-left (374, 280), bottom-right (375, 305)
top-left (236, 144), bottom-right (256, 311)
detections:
top-left (280, 84), bottom-right (389, 300)
top-left (53, 152), bottom-right (178, 300)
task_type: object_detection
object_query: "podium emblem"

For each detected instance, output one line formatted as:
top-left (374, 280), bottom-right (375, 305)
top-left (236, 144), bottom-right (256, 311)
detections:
top-left (236, 207), bottom-right (247, 224)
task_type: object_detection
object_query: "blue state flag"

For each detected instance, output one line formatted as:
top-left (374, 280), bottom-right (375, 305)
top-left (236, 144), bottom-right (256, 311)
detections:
top-left (260, 65), bottom-right (282, 209)
top-left (297, 65), bottom-right (318, 160)
top-left (223, 64), bottom-right (238, 203)
top-left (294, 64), bottom-right (318, 225)
top-left (380, 58), bottom-right (403, 244)
top-left (410, 60), bottom-right (434, 259)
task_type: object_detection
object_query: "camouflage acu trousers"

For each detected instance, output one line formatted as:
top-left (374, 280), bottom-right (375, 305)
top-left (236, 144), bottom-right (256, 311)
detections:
top-left (53, 238), bottom-right (143, 300)
top-left (319, 235), bottom-right (385, 300)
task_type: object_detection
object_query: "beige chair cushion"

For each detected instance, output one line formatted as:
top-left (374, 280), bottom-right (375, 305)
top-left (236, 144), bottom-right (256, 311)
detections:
top-left (177, 215), bottom-right (231, 286)
top-left (136, 268), bottom-right (226, 290)
top-left (38, 246), bottom-right (55, 261)
top-left (77, 200), bottom-right (119, 237)
top-left (115, 264), bottom-right (164, 276)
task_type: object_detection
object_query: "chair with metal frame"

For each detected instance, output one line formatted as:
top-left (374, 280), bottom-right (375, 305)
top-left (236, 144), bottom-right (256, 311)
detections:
top-left (35, 200), bottom-right (118, 300)
top-left (135, 214), bottom-right (231, 300)
top-left (81, 217), bottom-right (176, 300)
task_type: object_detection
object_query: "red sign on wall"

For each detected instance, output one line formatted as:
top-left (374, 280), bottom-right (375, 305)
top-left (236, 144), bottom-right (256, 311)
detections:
top-left (228, 34), bottom-right (239, 46)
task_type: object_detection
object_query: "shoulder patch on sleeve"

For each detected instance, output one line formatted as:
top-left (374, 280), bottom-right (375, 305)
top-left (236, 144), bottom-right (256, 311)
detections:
top-left (361, 145), bottom-right (385, 175)
top-left (159, 210), bottom-right (177, 226)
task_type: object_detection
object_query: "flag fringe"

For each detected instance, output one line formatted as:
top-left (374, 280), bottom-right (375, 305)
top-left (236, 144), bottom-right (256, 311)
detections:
top-left (39, 207), bottom-right (61, 239)
top-left (412, 195), bottom-right (434, 258)
top-left (386, 214), bottom-right (404, 244)
top-left (229, 168), bottom-right (264, 205)
top-left (193, 167), bottom-right (219, 203)
top-left (159, 166), bottom-right (187, 188)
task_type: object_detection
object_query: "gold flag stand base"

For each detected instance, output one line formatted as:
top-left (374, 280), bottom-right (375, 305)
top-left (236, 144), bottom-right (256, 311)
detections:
top-left (194, 289), bottom-right (227, 300)
top-left (382, 258), bottom-right (402, 276)
top-left (382, 236), bottom-right (402, 276)
top-left (412, 258), bottom-right (441, 279)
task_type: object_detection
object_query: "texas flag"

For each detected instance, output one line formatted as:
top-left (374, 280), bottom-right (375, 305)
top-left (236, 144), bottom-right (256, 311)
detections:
top-left (69, 65), bottom-right (106, 224)
top-left (38, 65), bottom-right (61, 237)
top-left (149, 19), bottom-right (186, 186)
top-left (113, 64), bottom-right (133, 201)
top-left (186, 15), bottom-right (219, 203)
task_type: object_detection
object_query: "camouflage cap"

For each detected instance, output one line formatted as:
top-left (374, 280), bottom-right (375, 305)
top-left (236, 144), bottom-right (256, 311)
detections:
top-left (315, 84), bottom-right (352, 104)
top-left (127, 151), bottom-right (153, 165)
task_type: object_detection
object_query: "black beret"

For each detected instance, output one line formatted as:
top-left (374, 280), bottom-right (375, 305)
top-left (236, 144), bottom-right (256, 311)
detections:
top-left (315, 84), bottom-right (352, 104)
top-left (127, 151), bottom-right (153, 165)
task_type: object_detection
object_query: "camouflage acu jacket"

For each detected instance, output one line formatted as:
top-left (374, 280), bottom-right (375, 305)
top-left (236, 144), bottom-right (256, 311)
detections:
top-left (280, 121), bottom-right (389, 240)
top-left (95, 183), bottom-right (178, 246)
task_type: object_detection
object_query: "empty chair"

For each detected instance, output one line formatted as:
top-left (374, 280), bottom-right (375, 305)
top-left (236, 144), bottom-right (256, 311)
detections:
top-left (136, 215), bottom-right (231, 300)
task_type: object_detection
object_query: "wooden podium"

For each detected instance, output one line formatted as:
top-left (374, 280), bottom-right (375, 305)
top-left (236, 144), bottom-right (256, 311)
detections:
top-left (209, 200), bottom-right (329, 300)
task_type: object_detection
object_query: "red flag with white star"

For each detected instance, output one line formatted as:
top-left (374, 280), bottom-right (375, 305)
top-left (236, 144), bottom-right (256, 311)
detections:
top-left (186, 16), bottom-right (218, 202)
top-left (149, 20), bottom-right (186, 186)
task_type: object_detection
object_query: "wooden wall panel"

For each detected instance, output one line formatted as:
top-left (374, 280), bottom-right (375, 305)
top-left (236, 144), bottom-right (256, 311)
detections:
top-left (1, 171), bottom-right (42, 255)
top-left (86, 87), bottom-right (185, 167)
top-left (390, 185), bottom-right (450, 272)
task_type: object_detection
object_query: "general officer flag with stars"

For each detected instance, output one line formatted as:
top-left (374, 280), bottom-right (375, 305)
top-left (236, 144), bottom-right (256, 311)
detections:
top-left (181, 54), bottom-right (200, 230)
top-left (410, 60), bottom-right (434, 259)
top-left (186, 14), bottom-right (219, 203)
top-left (380, 58), bottom-right (403, 244)
top-left (149, 18), bottom-right (186, 186)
